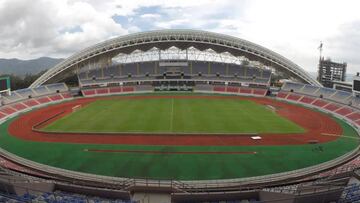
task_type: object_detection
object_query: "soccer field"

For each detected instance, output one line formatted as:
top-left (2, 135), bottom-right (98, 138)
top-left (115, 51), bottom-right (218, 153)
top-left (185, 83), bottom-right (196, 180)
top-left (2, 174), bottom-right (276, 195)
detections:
top-left (1, 94), bottom-right (359, 180)
top-left (43, 98), bottom-right (305, 134)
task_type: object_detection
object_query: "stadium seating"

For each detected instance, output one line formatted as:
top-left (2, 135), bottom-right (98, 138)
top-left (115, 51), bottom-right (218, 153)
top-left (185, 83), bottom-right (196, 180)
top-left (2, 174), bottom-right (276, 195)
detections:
top-left (0, 84), bottom-right (72, 121)
top-left (335, 107), bottom-right (355, 116)
top-left (78, 61), bottom-right (272, 88)
top-left (281, 82), bottom-right (358, 107)
top-left (0, 107), bottom-right (17, 115)
top-left (49, 94), bottom-right (63, 101)
top-left (96, 88), bottom-right (109, 95)
top-left (299, 96), bottom-right (316, 104)
top-left (10, 102), bottom-right (27, 111)
top-left (323, 103), bottom-right (342, 112)
top-left (331, 91), bottom-right (353, 105)
top-left (82, 86), bottom-right (140, 97)
top-left (23, 99), bottom-right (39, 107)
top-left (338, 183), bottom-right (360, 203)
top-left (0, 83), bottom-right (69, 105)
top-left (33, 85), bottom-right (49, 95)
top-left (0, 191), bottom-right (134, 203)
top-left (239, 87), bottom-right (253, 94)
top-left (312, 99), bottom-right (329, 108)
top-left (281, 82), bottom-right (304, 92)
top-left (61, 92), bottom-right (72, 99)
top-left (300, 85), bottom-right (320, 95)
top-left (109, 86), bottom-right (123, 93)
top-left (226, 86), bottom-right (239, 93)
top-left (210, 85), bottom-right (267, 96)
top-left (286, 93), bottom-right (302, 101)
top-left (82, 89), bottom-right (96, 96)
top-left (346, 112), bottom-right (360, 122)
top-left (214, 86), bottom-right (226, 92)
top-left (15, 88), bottom-right (35, 98)
top-left (276, 92), bottom-right (288, 99)
top-left (353, 97), bottom-right (360, 109)
top-left (37, 96), bottom-right (52, 104)
top-left (277, 82), bottom-right (360, 128)
top-left (0, 112), bottom-right (6, 119)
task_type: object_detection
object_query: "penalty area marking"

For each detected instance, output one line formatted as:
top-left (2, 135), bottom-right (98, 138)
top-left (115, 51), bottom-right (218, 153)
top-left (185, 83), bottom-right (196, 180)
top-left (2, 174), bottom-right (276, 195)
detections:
top-left (83, 149), bottom-right (258, 155)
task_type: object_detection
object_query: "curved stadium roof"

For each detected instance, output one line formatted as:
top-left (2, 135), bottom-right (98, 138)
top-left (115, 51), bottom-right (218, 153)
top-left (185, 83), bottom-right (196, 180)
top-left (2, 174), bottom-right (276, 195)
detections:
top-left (30, 29), bottom-right (321, 87)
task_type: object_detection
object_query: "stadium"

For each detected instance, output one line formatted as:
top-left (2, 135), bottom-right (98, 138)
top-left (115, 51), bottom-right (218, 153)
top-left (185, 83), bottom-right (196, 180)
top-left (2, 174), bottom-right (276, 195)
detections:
top-left (0, 29), bottom-right (360, 203)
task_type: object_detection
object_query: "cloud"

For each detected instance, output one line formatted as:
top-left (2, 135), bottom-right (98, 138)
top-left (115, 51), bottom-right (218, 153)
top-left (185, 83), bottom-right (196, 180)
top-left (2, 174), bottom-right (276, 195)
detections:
top-left (0, 0), bottom-right (359, 74)
top-left (0, 0), bottom-right (128, 58)
top-left (325, 21), bottom-right (360, 74)
top-left (140, 14), bottom-right (161, 19)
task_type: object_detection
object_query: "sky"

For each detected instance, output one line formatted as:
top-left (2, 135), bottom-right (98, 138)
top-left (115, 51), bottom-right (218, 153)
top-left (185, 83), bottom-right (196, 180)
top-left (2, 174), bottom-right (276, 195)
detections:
top-left (0, 0), bottom-right (359, 74)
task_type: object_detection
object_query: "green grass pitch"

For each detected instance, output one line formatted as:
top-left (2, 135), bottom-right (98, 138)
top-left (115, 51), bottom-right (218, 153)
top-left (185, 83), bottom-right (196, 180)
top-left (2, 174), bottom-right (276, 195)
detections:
top-left (0, 115), bottom-right (358, 180)
top-left (43, 98), bottom-right (304, 134)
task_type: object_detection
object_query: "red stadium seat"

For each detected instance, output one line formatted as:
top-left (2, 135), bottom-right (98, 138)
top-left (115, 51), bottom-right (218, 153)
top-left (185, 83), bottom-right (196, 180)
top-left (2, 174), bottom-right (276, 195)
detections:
top-left (83, 90), bottom-right (96, 96)
top-left (346, 112), bottom-right (360, 121)
top-left (335, 107), bottom-right (354, 116)
top-left (0, 112), bottom-right (7, 119)
top-left (324, 103), bottom-right (341, 112)
top-left (299, 96), bottom-right (315, 104)
top-left (0, 107), bottom-right (17, 115)
top-left (122, 86), bottom-right (134, 92)
top-left (277, 92), bottom-right (288, 98)
top-left (49, 94), bottom-right (63, 101)
top-left (61, 92), bottom-right (72, 98)
top-left (253, 89), bottom-right (267, 96)
top-left (11, 103), bottom-right (27, 111)
top-left (312, 99), bottom-right (328, 108)
top-left (109, 87), bottom-right (122, 93)
top-left (356, 120), bottom-right (360, 126)
top-left (239, 87), bottom-right (252, 94)
top-left (287, 94), bottom-right (302, 101)
top-left (96, 88), bottom-right (109, 94)
top-left (37, 97), bottom-right (51, 104)
top-left (213, 86), bottom-right (226, 92)
top-left (23, 99), bottom-right (39, 107)
top-left (226, 86), bottom-right (239, 93)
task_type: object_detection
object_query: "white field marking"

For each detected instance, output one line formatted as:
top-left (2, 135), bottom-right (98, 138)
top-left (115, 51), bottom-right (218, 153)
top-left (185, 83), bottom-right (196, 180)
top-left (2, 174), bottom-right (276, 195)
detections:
top-left (265, 105), bottom-right (276, 113)
top-left (321, 133), bottom-right (359, 140)
top-left (169, 98), bottom-right (174, 132)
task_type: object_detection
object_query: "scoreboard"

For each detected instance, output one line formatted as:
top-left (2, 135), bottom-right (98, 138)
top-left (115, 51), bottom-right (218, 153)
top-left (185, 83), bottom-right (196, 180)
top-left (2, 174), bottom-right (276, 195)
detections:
top-left (0, 76), bottom-right (10, 92)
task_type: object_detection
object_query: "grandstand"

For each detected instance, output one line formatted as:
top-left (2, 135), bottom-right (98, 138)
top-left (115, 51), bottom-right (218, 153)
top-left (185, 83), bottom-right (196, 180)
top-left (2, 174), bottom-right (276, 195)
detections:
top-left (78, 61), bottom-right (272, 88)
top-left (277, 81), bottom-right (360, 131)
top-left (0, 83), bottom-right (71, 120)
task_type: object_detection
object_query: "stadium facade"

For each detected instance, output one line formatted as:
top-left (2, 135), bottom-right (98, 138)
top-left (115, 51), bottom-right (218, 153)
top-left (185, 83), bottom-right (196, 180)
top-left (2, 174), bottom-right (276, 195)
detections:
top-left (30, 29), bottom-right (321, 88)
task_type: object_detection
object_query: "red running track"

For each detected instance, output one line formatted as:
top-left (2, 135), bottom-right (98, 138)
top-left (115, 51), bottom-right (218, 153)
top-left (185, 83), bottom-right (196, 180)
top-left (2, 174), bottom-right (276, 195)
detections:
top-left (8, 95), bottom-right (343, 146)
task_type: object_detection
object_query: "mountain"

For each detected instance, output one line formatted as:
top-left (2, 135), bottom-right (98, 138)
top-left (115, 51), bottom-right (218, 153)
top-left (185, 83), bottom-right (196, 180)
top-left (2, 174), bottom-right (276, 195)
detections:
top-left (0, 57), bottom-right (63, 77)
